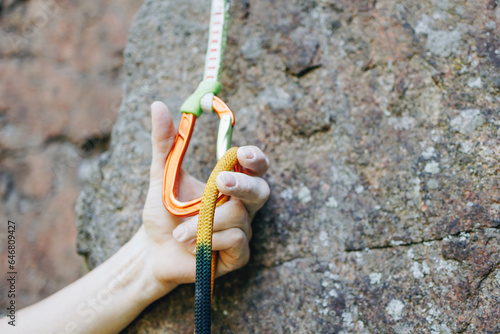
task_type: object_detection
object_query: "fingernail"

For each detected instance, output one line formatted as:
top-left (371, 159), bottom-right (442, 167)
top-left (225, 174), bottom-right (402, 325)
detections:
top-left (241, 147), bottom-right (255, 160)
top-left (220, 172), bottom-right (236, 188)
top-left (173, 225), bottom-right (188, 242)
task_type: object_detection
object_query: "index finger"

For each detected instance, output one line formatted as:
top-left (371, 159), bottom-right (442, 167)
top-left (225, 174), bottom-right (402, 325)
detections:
top-left (237, 146), bottom-right (270, 177)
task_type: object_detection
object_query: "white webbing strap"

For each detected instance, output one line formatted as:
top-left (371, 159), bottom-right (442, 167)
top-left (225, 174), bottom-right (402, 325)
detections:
top-left (203, 0), bottom-right (230, 83)
top-left (201, 0), bottom-right (230, 114)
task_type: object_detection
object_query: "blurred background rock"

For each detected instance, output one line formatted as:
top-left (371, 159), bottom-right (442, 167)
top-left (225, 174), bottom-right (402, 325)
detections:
top-left (0, 0), bottom-right (142, 309)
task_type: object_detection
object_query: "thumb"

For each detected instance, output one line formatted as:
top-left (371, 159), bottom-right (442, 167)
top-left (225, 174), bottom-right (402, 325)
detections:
top-left (150, 101), bottom-right (176, 182)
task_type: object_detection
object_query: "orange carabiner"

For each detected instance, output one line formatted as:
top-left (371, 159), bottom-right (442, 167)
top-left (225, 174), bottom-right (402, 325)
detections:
top-left (162, 96), bottom-right (236, 218)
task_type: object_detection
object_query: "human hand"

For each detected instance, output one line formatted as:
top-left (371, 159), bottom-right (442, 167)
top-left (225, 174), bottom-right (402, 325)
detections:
top-left (0, 100), bottom-right (269, 334)
top-left (137, 101), bottom-right (270, 297)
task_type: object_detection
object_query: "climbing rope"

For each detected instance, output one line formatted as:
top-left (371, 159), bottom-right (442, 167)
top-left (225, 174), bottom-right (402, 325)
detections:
top-left (162, 0), bottom-right (234, 333)
top-left (195, 147), bottom-right (238, 334)
top-left (194, 2), bottom-right (233, 332)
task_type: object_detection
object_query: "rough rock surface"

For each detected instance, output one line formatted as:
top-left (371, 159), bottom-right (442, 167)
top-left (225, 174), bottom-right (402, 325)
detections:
top-left (0, 0), bottom-right (141, 309)
top-left (77, 0), bottom-right (500, 332)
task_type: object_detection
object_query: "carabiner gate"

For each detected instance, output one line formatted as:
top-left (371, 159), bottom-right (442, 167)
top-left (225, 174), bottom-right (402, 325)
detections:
top-left (162, 95), bottom-right (236, 218)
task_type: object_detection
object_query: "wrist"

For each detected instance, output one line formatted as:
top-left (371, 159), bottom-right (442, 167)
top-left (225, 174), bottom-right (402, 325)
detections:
top-left (102, 226), bottom-right (177, 308)
top-left (10, 226), bottom-right (178, 334)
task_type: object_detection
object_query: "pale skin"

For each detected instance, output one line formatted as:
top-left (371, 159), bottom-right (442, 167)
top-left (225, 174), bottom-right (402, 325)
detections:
top-left (0, 101), bottom-right (270, 334)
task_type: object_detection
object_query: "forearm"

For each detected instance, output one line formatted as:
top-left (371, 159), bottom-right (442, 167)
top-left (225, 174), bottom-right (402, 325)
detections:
top-left (0, 227), bottom-right (174, 334)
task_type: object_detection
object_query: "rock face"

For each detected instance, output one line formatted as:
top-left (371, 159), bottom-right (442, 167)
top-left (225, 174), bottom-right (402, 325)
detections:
top-left (77, 0), bottom-right (499, 332)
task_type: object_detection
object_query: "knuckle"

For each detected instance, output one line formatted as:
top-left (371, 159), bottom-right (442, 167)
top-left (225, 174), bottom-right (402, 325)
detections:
top-left (244, 177), bottom-right (261, 199)
top-left (230, 228), bottom-right (247, 245)
top-left (229, 200), bottom-right (252, 238)
top-left (231, 200), bottom-right (247, 218)
top-left (232, 244), bottom-right (250, 268)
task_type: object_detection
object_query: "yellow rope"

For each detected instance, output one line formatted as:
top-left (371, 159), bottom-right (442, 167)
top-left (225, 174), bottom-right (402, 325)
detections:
top-left (195, 147), bottom-right (238, 333)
